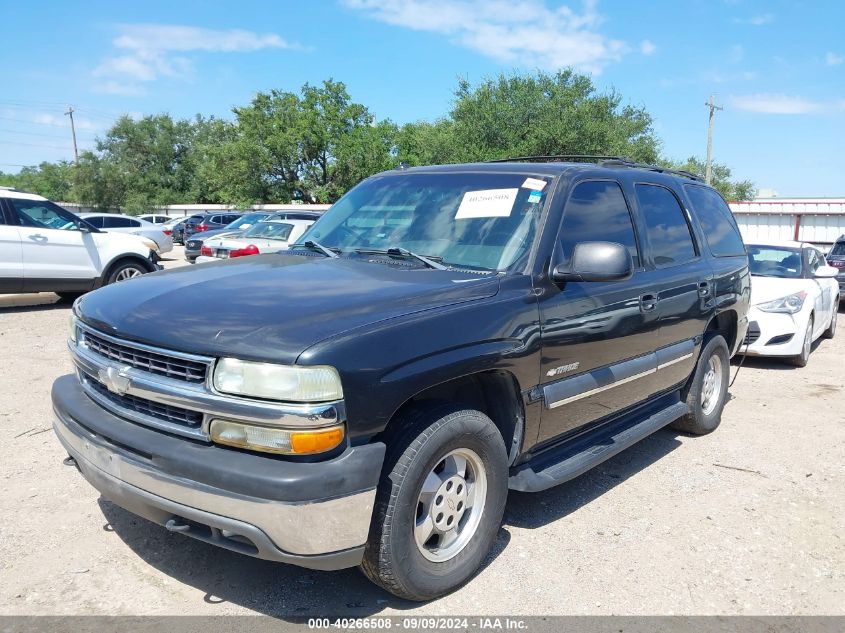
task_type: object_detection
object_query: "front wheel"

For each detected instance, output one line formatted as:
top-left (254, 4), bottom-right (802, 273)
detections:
top-left (361, 405), bottom-right (508, 601)
top-left (790, 316), bottom-right (814, 367)
top-left (671, 335), bottom-right (730, 435)
top-left (106, 261), bottom-right (148, 285)
top-left (822, 308), bottom-right (837, 339)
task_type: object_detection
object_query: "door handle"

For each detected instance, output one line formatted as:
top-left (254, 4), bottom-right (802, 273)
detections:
top-left (698, 280), bottom-right (710, 297)
top-left (28, 234), bottom-right (47, 242)
top-left (639, 293), bottom-right (658, 312)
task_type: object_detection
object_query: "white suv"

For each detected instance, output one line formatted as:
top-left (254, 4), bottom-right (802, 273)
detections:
top-left (0, 188), bottom-right (160, 298)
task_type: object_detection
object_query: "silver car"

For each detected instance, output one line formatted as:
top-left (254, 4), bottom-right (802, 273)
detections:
top-left (79, 213), bottom-right (173, 254)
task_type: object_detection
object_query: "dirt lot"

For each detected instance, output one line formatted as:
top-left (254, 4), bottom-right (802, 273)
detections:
top-left (1, 246), bottom-right (843, 616)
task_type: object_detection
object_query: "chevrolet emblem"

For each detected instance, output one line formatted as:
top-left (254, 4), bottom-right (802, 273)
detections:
top-left (98, 366), bottom-right (131, 396)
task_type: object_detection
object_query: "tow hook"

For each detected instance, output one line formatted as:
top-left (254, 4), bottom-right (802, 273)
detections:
top-left (165, 518), bottom-right (191, 533)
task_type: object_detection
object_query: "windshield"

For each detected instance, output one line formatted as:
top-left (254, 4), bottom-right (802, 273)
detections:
top-left (242, 221), bottom-right (294, 240)
top-left (298, 172), bottom-right (551, 270)
top-left (829, 241), bottom-right (845, 257)
top-left (226, 213), bottom-right (267, 230)
top-left (747, 245), bottom-right (803, 278)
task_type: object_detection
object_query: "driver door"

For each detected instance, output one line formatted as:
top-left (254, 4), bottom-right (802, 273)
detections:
top-left (7, 199), bottom-right (100, 285)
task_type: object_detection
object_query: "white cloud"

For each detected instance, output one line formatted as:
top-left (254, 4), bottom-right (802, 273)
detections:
top-left (826, 51), bottom-right (843, 66)
top-left (730, 94), bottom-right (844, 114)
top-left (734, 13), bottom-right (774, 26)
top-left (91, 24), bottom-right (301, 93)
top-left (640, 40), bottom-right (656, 56)
top-left (342, 0), bottom-right (628, 74)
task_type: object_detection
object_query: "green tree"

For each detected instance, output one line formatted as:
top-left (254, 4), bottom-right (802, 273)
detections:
top-left (666, 156), bottom-right (756, 201)
top-left (448, 70), bottom-right (661, 163)
top-left (0, 161), bottom-right (75, 201)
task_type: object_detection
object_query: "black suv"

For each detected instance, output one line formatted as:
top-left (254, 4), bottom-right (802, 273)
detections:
top-left (52, 158), bottom-right (750, 601)
top-left (826, 234), bottom-right (845, 300)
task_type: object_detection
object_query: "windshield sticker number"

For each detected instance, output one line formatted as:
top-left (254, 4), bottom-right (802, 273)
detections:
top-left (455, 188), bottom-right (518, 219)
top-left (527, 191), bottom-right (542, 203)
top-left (521, 177), bottom-right (547, 191)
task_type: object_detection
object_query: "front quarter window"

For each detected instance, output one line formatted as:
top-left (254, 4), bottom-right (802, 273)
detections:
top-left (298, 171), bottom-right (551, 271)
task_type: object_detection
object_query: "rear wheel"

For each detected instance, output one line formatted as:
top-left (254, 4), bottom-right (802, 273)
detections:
top-left (790, 316), bottom-right (813, 367)
top-left (671, 335), bottom-right (730, 435)
top-left (360, 404), bottom-right (508, 601)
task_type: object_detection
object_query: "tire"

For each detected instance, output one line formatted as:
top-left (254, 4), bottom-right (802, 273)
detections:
top-left (105, 260), bottom-right (148, 285)
top-left (790, 315), bottom-right (814, 367)
top-left (822, 309), bottom-right (837, 339)
top-left (360, 404), bottom-right (508, 601)
top-left (671, 335), bottom-right (730, 435)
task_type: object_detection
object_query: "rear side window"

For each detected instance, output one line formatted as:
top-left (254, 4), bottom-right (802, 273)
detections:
top-left (684, 185), bottom-right (745, 257)
top-left (103, 216), bottom-right (133, 228)
top-left (559, 180), bottom-right (640, 268)
top-left (636, 184), bottom-right (697, 267)
top-left (829, 241), bottom-right (845, 257)
top-left (84, 216), bottom-right (105, 228)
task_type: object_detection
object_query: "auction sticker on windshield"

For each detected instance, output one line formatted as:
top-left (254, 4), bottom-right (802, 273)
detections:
top-left (455, 188), bottom-right (518, 219)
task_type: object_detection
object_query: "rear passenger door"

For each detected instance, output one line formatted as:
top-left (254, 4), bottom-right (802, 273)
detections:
top-left (0, 200), bottom-right (23, 292)
top-left (633, 183), bottom-right (712, 389)
top-left (537, 179), bottom-right (663, 443)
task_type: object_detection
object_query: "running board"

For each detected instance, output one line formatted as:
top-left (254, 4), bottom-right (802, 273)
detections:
top-left (509, 401), bottom-right (689, 492)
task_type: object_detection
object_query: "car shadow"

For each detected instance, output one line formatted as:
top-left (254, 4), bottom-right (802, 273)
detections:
top-left (0, 292), bottom-right (69, 313)
top-left (730, 337), bottom-right (823, 372)
top-left (98, 427), bottom-right (680, 617)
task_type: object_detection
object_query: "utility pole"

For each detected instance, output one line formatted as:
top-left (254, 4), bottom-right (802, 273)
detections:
top-left (65, 106), bottom-right (79, 163)
top-left (704, 95), bottom-right (723, 185)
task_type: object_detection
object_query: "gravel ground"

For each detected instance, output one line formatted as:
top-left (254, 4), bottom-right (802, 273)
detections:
top-left (1, 246), bottom-right (843, 616)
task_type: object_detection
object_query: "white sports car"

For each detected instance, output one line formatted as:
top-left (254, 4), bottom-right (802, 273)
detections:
top-left (196, 218), bottom-right (315, 263)
top-left (742, 240), bottom-right (839, 366)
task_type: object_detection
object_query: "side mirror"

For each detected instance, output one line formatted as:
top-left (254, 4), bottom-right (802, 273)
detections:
top-left (815, 265), bottom-right (839, 278)
top-left (552, 241), bottom-right (633, 283)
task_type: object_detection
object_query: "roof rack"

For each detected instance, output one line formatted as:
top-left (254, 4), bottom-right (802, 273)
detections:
top-left (486, 155), bottom-right (705, 182)
top-left (486, 155), bottom-right (627, 164)
top-left (599, 158), bottom-right (704, 182)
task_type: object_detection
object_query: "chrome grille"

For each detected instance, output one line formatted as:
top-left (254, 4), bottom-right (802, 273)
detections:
top-left (86, 375), bottom-right (203, 429)
top-left (82, 330), bottom-right (207, 383)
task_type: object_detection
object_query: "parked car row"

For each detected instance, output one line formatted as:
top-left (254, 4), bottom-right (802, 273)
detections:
top-left (185, 210), bottom-right (323, 262)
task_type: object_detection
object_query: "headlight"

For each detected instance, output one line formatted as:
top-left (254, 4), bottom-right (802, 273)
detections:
top-left (68, 313), bottom-right (79, 343)
top-left (213, 358), bottom-right (343, 402)
top-left (209, 419), bottom-right (345, 455)
top-left (757, 291), bottom-right (807, 314)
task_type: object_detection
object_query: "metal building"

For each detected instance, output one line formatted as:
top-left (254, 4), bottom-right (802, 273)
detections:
top-left (729, 198), bottom-right (845, 249)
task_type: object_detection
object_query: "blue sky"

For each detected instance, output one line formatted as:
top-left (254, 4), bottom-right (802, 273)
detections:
top-left (2, 0), bottom-right (843, 196)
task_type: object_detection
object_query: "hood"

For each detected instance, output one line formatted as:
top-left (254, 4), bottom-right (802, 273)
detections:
top-left (76, 254), bottom-right (500, 364)
top-left (94, 230), bottom-right (154, 252)
top-left (750, 275), bottom-right (810, 305)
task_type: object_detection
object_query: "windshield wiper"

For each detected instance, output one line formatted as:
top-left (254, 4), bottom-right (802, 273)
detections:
top-left (289, 241), bottom-right (340, 258)
top-left (356, 247), bottom-right (448, 270)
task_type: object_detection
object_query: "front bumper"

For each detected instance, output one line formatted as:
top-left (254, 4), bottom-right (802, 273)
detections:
top-left (52, 374), bottom-right (385, 570)
top-left (740, 307), bottom-right (808, 357)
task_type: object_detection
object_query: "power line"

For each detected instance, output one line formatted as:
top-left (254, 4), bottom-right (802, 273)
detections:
top-left (0, 140), bottom-right (74, 150)
top-left (0, 127), bottom-right (95, 140)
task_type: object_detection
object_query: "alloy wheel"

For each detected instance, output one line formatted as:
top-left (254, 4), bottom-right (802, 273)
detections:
top-left (414, 448), bottom-right (487, 563)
